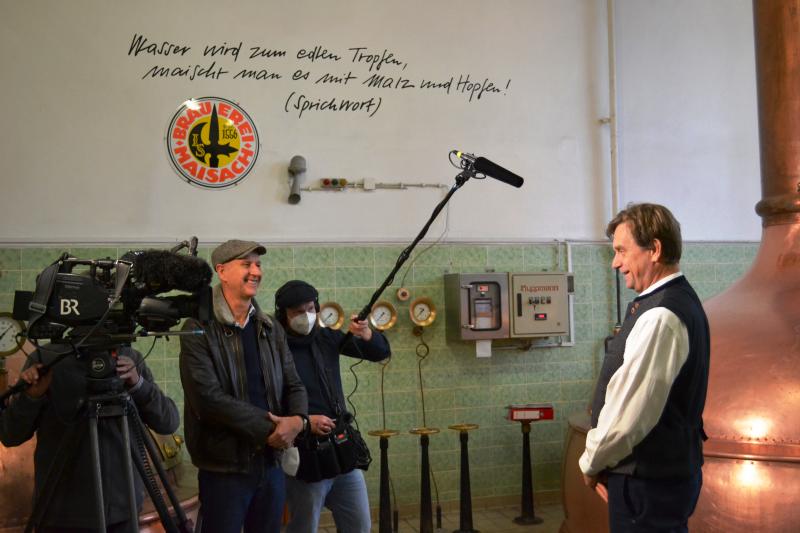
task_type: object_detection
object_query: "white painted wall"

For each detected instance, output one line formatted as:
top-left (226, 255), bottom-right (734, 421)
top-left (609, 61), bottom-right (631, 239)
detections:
top-left (0, 0), bottom-right (760, 243)
top-left (615, 0), bottom-right (761, 240)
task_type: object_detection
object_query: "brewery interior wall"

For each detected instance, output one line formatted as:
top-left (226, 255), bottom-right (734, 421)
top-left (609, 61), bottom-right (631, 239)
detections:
top-left (0, 241), bottom-right (757, 506)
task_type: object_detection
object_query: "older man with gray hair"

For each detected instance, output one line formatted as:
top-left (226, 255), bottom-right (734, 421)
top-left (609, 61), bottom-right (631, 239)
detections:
top-left (581, 203), bottom-right (710, 533)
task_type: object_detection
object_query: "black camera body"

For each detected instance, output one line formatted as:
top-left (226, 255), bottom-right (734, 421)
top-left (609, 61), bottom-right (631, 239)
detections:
top-left (13, 249), bottom-right (212, 343)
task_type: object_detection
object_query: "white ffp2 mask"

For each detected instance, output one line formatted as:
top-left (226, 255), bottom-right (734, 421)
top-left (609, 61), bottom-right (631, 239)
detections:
top-left (289, 311), bottom-right (316, 335)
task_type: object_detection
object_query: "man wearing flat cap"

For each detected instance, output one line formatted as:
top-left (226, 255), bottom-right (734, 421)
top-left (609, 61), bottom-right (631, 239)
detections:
top-left (179, 240), bottom-right (308, 533)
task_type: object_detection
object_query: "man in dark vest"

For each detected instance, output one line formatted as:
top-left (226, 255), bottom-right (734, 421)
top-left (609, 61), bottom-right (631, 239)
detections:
top-left (580, 203), bottom-right (709, 533)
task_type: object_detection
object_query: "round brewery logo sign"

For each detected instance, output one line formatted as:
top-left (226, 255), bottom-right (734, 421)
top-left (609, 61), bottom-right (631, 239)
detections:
top-left (166, 97), bottom-right (259, 189)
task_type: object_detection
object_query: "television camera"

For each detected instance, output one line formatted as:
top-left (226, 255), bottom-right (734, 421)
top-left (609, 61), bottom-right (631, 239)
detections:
top-left (3, 239), bottom-right (212, 397)
top-left (0, 240), bottom-right (211, 532)
top-left (13, 244), bottom-right (211, 342)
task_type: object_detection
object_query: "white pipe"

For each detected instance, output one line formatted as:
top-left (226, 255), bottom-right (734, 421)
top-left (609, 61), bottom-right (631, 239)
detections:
top-left (607, 0), bottom-right (621, 217)
top-left (562, 241), bottom-right (576, 347)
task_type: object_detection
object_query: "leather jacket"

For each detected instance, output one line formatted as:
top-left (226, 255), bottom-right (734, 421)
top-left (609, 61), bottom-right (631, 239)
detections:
top-left (179, 285), bottom-right (307, 473)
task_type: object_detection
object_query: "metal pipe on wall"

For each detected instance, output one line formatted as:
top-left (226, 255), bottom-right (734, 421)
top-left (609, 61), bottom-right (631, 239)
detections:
top-left (606, 0), bottom-right (621, 218)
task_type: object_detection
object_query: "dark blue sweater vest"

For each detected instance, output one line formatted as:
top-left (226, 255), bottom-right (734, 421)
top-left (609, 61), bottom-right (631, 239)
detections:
top-left (590, 275), bottom-right (710, 479)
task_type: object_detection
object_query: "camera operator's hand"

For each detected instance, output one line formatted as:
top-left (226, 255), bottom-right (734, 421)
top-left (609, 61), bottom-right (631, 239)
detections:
top-left (18, 364), bottom-right (53, 399)
top-left (266, 412), bottom-right (303, 449)
top-left (116, 355), bottom-right (141, 389)
top-left (310, 414), bottom-right (336, 436)
top-left (347, 315), bottom-right (372, 341)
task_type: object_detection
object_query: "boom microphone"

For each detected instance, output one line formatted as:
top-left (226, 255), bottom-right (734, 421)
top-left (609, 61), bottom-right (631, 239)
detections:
top-left (123, 250), bottom-right (213, 293)
top-left (455, 151), bottom-right (525, 188)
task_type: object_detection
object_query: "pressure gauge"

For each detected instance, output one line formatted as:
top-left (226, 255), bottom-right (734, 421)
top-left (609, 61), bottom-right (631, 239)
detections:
top-left (0, 312), bottom-right (26, 357)
top-left (318, 301), bottom-right (345, 330)
top-left (409, 297), bottom-right (437, 327)
top-left (369, 301), bottom-right (397, 331)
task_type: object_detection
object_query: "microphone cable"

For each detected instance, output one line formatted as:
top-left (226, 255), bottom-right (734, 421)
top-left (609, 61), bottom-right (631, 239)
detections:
top-left (397, 191), bottom-right (452, 289)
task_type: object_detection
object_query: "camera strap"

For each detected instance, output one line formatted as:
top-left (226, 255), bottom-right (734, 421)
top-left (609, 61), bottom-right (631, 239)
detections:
top-left (112, 260), bottom-right (132, 302)
top-left (27, 254), bottom-right (68, 334)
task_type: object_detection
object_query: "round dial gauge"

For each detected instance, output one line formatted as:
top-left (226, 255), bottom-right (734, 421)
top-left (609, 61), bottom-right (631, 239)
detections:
top-left (0, 312), bottom-right (26, 357)
top-left (369, 301), bottom-right (397, 331)
top-left (318, 301), bottom-right (345, 330)
top-left (409, 297), bottom-right (437, 327)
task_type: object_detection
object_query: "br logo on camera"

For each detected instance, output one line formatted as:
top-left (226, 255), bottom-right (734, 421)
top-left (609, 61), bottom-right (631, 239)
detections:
top-left (60, 299), bottom-right (80, 316)
top-left (166, 97), bottom-right (260, 189)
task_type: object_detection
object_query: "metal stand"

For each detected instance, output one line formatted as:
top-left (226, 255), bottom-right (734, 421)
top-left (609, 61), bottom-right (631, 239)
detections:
top-left (25, 388), bottom-right (190, 533)
top-left (410, 427), bottom-right (439, 533)
top-left (514, 421), bottom-right (543, 525)
top-left (368, 429), bottom-right (400, 533)
top-left (87, 393), bottom-right (139, 532)
top-left (449, 424), bottom-right (479, 533)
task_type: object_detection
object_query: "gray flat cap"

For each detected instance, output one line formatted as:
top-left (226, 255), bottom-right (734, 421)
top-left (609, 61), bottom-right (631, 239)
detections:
top-left (212, 239), bottom-right (267, 267)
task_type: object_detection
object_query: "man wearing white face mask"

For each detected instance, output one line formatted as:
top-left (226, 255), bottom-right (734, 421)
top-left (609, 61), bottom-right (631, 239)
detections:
top-left (274, 280), bottom-right (391, 533)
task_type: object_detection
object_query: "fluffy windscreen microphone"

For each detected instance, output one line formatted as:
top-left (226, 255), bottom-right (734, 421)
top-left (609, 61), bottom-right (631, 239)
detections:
top-left (124, 250), bottom-right (213, 293)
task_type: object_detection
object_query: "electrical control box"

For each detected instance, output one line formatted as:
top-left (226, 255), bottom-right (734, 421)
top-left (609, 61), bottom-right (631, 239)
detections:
top-left (509, 272), bottom-right (572, 338)
top-left (444, 272), bottom-right (573, 341)
top-left (444, 273), bottom-right (509, 340)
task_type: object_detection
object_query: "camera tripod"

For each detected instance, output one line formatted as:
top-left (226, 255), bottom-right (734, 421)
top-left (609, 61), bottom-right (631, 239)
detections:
top-left (25, 377), bottom-right (192, 533)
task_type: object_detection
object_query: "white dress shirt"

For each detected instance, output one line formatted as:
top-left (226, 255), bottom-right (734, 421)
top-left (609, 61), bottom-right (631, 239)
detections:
top-left (235, 303), bottom-right (257, 329)
top-left (579, 272), bottom-right (690, 476)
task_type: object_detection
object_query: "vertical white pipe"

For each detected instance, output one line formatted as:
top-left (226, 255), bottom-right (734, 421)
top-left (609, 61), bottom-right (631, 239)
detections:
top-left (565, 241), bottom-right (575, 346)
top-left (607, 0), bottom-right (621, 217)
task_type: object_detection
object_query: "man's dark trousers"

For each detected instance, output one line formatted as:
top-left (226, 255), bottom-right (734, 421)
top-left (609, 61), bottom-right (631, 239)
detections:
top-left (607, 470), bottom-right (702, 533)
top-left (197, 454), bottom-right (285, 533)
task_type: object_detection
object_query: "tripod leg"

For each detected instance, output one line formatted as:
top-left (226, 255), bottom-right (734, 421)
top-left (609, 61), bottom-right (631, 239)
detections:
top-left (130, 405), bottom-right (190, 532)
top-left (129, 444), bottom-right (181, 533)
top-left (89, 415), bottom-right (108, 533)
top-left (119, 415), bottom-right (141, 533)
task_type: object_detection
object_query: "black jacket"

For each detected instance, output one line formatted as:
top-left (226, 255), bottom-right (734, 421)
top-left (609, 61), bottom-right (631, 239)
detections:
top-left (179, 284), bottom-right (308, 474)
top-left (0, 345), bottom-right (179, 529)
top-left (287, 326), bottom-right (390, 418)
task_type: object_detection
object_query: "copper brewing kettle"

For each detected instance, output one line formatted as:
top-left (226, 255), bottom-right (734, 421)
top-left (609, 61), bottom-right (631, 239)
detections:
top-left (690, 1), bottom-right (800, 530)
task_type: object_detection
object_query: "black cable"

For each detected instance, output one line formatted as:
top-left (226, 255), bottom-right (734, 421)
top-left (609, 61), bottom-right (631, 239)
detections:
top-left (133, 336), bottom-right (159, 375)
top-left (430, 466), bottom-right (442, 519)
top-left (389, 473), bottom-right (399, 532)
top-left (415, 331), bottom-right (431, 428)
top-left (346, 358), bottom-right (364, 428)
top-left (397, 198), bottom-right (451, 288)
top-left (379, 358), bottom-right (391, 430)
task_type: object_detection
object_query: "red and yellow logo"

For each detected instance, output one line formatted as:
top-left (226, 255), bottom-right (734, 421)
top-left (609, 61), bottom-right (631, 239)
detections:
top-left (166, 97), bottom-right (259, 188)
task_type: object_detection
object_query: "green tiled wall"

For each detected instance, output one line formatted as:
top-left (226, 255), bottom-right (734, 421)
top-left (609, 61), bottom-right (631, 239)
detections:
top-left (0, 241), bottom-right (758, 506)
